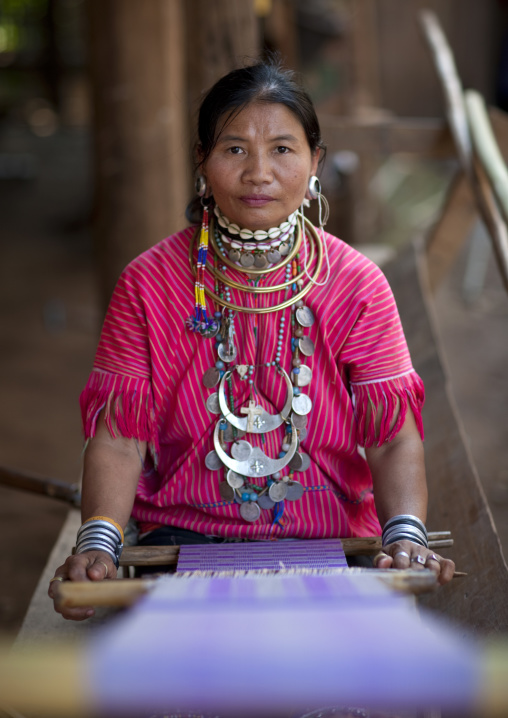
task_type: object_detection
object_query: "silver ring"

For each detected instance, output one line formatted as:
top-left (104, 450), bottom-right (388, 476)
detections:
top-left (426, 553), bottom-right (440, 564)
top-left (394, 551), bottom-right (410, 560)
top-left (411, 555), bottom-right (426, 565)
top-left (49, 576), bottom-right (64, 584)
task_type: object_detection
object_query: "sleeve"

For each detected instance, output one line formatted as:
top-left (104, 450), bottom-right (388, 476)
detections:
top-left (340, 265), bottom-right (425, 448)
top-left (79, 263), bottom-right (159, 460)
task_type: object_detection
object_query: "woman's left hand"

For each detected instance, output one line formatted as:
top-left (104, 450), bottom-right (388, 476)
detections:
top-left (373, 540), bottom-right (455, 585)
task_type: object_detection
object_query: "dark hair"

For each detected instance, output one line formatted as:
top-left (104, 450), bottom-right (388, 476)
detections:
top-left (186, 58), bottom-right (326, 222)
top-left (198, 58), bottom-right (326, 165)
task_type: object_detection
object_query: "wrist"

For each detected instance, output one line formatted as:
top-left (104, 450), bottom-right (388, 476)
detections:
top-left (382, 514), bottom-right (428, 548)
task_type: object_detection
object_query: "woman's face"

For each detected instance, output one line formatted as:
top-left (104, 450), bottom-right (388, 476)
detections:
top-left (201, 102), bottom-right (320, 231)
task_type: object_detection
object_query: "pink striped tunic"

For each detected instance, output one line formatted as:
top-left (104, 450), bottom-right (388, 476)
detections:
top-left (80, 227), bottom-right (424, 539)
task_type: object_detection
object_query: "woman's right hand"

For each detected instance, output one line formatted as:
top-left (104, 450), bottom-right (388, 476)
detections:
top-left (48, 550), bottom-right (117, 621)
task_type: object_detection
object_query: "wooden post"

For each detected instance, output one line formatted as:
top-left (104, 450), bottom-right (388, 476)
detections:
top-left (86, 0), bottom-right (189, 310)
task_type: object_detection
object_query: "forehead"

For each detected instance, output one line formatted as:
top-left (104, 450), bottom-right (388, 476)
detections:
top-left (216, 102), bottom-right (308, 143)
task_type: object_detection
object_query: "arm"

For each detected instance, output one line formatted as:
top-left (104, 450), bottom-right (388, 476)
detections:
top-left (366, 409), bottom-right (455, 584)
top-left (48, 411), bottom-right (146, 620)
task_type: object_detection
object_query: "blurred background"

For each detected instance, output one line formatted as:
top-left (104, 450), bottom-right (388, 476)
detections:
top-left (1, 0), bottom-right (508, 635)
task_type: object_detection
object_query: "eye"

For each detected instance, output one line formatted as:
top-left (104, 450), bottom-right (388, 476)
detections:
top-left (228, 146), bottom-right (244, 155)
top-left (276, 146), bottom-right (291, 154)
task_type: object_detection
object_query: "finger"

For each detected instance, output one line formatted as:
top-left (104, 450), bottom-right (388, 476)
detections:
top-left (409, 551), bottom-right (427, 570)
top-left (392, 549), bottom-right (411, 569)
top-left (373, 551), bottom-right (392, 568)
top-left (48, 572), bottom-right (66, 599)
top-left (424, 553), bottom-right (442, 577)
top-left (54, 598), bottom-right (96, 622)
top-left (437, 557), bottom-right (456, 585)
top-left (87, 556), bottom-right (116, 581)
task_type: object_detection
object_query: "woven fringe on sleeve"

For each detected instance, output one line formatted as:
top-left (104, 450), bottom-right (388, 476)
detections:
top-left (351, 370), bottom-right (425, 448)
top-left (80, 370), bottom-right (159, 462)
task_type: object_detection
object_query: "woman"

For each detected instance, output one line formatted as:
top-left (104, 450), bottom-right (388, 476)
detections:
top-left (49, 59), bottom-right (454, 620)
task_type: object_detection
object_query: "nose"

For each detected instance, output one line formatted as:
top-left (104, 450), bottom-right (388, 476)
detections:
top-left (242, 150), bottom-right (273, 185)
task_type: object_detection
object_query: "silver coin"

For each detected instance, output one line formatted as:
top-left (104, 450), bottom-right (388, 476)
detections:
top-left (226, 469), bottom-right (245, 489)
top-left (266, 250), bottom-right (281, 264)
top-left (234, 490), bottom-right (243, 504)
top-left (279, 242), bottom-right (290, 256)
top-left (297, 364), bottom-right (312, 387)
top-left (258, 493), bottom-right (276, 509)
top-left (206, 392), bottom-right (221, 414)
top-left (254, 254), bottom-right (268, 269)
top-left (240, 253), bottom-right (255, 268)
top-left (299, 336), bottom-right (315, 357)
top-left (203, 367), bottom-right (220, 389)
top-left (269, 482), bottom-right (288, 502)
top-left (231, 439), bottom-right (253, 461)
top-left (205, 450), bottom-right (223, 470)
top-left (228, 249), bottom-right (241, 262)
top-left (291, 413), bottom-right (307, 429)
top-left (285, 481), bottom-right (305, 501)
top-left (218, 342), bottom-right (238, 363)
top-left (218, 481), bottom-right (235, 501)
top-left (297, 426), bottom-right (308, 441)
top-left (295, 452), bottom-right (311, 472)
top-left (288, 452), bottom-right (304, 471)
top-left (240, 501), bottom-right (261, 522)
top-left (296, 306), bottom-right (315, 328)
top-left (223, 424), bottom-right (245, 442)
top-left (292, 394), bottom-right (313, 415)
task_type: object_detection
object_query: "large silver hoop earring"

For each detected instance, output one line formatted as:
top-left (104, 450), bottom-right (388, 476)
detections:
top-left (308, 175), bottom-right (321, 200)
top-left (195, 175), bottom-right (207, 198)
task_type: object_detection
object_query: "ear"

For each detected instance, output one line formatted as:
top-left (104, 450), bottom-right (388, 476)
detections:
top-left (304, 150), bottom-right (321, 200)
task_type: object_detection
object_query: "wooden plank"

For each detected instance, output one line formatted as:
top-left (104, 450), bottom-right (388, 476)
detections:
top-left (384, 240), bottom-right (508, 634)
top-left (319, 115), bottom-right (455, 156)
top-left (0, 465), bottom-right (80, 506)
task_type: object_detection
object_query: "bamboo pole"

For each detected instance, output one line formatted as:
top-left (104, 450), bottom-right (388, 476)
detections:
top-left (119, 533), bottom-right (453, 567)
top-left (419, 9), bottom-right (508, 294)
top-left (0, 465), bottom-right (81, 506)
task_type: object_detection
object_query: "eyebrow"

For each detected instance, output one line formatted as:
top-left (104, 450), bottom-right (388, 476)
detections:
top-left (217, 133), bottom-right (301, 144)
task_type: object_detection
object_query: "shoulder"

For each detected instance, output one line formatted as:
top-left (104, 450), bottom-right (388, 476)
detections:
top-left (324, 232), bottom-right (392, 300)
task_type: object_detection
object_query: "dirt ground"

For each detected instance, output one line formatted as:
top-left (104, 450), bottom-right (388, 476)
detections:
top-left (1, 125), bottom-right (507, 640)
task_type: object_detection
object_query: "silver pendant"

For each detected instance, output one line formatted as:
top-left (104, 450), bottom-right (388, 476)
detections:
top-left (297, 426), bottom-right (308, 441)
top-left (202, 367), bottom-right (220, 389)
top-left (205, 450), bottom-right (223, 471)
top-left (240, 501), bottom-right (261, 522)
top-left (299, 336), bottom-right (315, 357)
top-left (279, 242), bottom-right (290, 256)
top-left (297, 364), bottom-right (312, 387)
top-left (254, 254), bottom-right (268, 269)
top-left (296, 306), bottom-right (315, 328)
top-left (295, 453), bottom-right (311, 472)
top-left (288, 452), bottom-right (304, 471)
top-left (223, 424), bottom-right (245, 443)
top-left (240, 253), bottom-right (255, 268)
top-left (292, 413), bottom-right (307, 429)
top-left (231, 439), bottom-right (252, 461)
top-left (292, 393), bottom-right (312, 415)
top-left (258, 492), bottom-right (276, 509)
top-left (268, 482), bottom-right (288, 502)
top-left (228, 249), bottom-right (241, 262)
top-left (226, 469), bottom-right (245, 489)
top-left (267, 250), bottom-right (281, 264)
top-left (218, 481), bottom-right (235, 501)
top-left (218, 342), bottom-right (238, 363)
top-left (213, 421), bottom-right (298, 477)
top-left (217, 369), bottom-right (293, 433)
top-left (206, 392), bottom-right (221, 414)
top-left (285, 481), bottom-right (304, 501)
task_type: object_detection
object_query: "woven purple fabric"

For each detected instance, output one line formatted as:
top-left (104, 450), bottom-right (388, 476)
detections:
top-left (176, 538), bottom-right (348, 572)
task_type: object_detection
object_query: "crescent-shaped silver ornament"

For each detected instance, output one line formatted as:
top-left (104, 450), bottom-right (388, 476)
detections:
top-left (217, 369), bottom-right (293, 433)
top-left (213, 420), bottom-right (298, 477)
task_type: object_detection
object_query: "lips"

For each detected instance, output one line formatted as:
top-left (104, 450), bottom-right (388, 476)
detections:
top-left (240, 195), bottom-right (274, 207)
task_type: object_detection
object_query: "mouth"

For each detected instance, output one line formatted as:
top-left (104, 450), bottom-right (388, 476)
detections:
top-left (239, 195), bottom-right (275, 207)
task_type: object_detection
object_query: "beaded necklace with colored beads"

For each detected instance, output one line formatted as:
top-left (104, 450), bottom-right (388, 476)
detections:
top-left (198, 208), bottom-right (316, 525)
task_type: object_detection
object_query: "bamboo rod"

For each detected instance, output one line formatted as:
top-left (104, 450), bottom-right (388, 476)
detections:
top-left (419, 9), bottom-right (508, 294)
top-left (119, 533), bottom-right (453, 566)
top-left (55, 569), bottom-right (443, 609)
top-left (0, 465), bottom-right (81, 506)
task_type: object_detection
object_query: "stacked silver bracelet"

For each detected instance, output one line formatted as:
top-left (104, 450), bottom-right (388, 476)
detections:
top-left (75, 519), bottom-right (123, 568)
top-left (382, 514), bottom-right (428, 548)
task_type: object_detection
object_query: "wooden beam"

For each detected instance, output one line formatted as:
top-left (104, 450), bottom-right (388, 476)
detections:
top-left (0, 465), bottom-right (80, 506)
